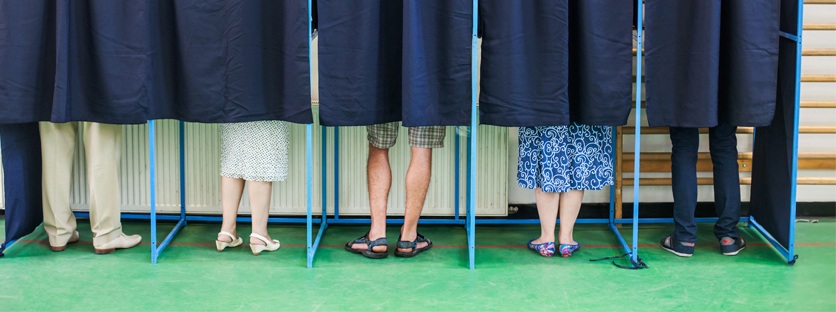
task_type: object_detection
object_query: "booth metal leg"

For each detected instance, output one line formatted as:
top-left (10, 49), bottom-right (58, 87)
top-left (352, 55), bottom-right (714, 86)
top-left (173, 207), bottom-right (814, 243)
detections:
top-left (629, 0), bottom-right (645, 266)
top-left (467, 0), bottom-right (479, 270)
top-left (149, 120), bottom-right (187, 264)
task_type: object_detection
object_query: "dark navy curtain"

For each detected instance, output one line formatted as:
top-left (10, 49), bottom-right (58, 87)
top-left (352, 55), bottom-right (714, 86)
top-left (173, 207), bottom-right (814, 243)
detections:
top-left (316, 0), bottom-right (404, 126)
top-left (750, 0), bottom-right (799, 251)
top-left (718, 0), bottom-right (781, 127)
top-left (568, 0), bottom-right (634, 126)
top-left (0, 0), bottom-right (148, 124)
top-left (402, 0), bottom-right (472, 127)
top-left (0, 124), bottom-right (43, 256)
top-left (478, 0), bottom-right (569, 127)
top-left (317, 0), bottom-right (472, 127)
top-left (149, 0), bottom-right (312, 124)
top-left (0, 1), bottom-right (55, 124)
top-left (0, 0), bottom-right (312, 124)
top-left (645, 0), bottom-right (780, 128)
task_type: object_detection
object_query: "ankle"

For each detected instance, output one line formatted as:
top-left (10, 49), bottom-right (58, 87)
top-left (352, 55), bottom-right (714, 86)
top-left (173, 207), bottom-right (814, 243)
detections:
top-left (534, 236), bottom-right (555, 244)
top-left (400, 229), bottom-right (417, 241)
top-left (369, 227), bottom-right (386, 240)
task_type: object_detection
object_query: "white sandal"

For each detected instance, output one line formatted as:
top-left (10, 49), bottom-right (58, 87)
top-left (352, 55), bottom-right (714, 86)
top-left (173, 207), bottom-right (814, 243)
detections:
top-left (215, 231), bottom-right (243, 252)
top-left (249, 233), bottom-right (280, 255)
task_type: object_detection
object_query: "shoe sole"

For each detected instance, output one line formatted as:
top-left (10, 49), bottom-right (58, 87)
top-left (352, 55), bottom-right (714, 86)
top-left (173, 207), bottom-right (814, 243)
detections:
top-left (50, 246), bottom-right (67, 252)
top-left (345, 246), bottom-right (388, 259)
top-left (394, 246), bottom-right (432, 258)
top-left (722, 246), bottom-right (745, 256)
top-left (660, 245), bottom-right (693, 257)
top-left (94, 248), bottom-right (116, 255)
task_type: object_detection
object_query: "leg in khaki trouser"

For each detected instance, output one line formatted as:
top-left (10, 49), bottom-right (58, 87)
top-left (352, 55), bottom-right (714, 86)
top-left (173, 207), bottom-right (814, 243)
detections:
top-left (40, 122), bottom-right (124, 247)
top-left (82, 122), bottom-right (124, 246)
top-left (39, 122), bottom-right (79, 247)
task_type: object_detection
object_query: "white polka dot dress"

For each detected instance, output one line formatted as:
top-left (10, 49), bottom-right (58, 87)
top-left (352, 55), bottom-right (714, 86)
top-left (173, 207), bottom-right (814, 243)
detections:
top-left (220, 120), bottom-right (289, 182)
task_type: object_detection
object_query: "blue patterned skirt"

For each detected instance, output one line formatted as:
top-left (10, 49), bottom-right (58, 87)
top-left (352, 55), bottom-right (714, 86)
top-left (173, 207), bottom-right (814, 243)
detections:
top-left (517, 124), bottom-right (614, 193)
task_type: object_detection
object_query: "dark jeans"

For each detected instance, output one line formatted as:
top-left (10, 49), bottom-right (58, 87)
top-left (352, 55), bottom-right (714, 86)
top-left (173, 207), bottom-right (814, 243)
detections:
top-left (670, 123), bottom-right (741, 243)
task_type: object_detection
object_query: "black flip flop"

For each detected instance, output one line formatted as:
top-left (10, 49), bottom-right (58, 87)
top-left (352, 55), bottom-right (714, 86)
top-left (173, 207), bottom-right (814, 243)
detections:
top-left (345, 232), bottom-right (388, 259)
top-left (394, 233), bottom-right (432, 258)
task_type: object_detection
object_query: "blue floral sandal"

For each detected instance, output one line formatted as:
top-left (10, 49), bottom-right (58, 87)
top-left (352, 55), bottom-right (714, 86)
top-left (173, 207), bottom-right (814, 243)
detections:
top-left (559, 243), bottom-right (580, 258)
top-left (527, 239), bottom-right (555, 257)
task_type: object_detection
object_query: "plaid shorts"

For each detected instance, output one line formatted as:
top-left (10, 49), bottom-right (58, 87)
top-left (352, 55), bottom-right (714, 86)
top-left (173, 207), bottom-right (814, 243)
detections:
top-left (367, 122), bottom-right (446, 149)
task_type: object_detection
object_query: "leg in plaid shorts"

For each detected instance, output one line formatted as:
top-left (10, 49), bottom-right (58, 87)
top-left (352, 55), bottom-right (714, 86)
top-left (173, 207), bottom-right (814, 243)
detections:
top-left (366, 122), bottom-right (446, 149)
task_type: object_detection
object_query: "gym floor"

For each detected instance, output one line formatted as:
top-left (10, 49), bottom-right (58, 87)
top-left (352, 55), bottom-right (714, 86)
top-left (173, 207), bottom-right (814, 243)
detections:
top-left (1, 217), bottom-right (834, 311)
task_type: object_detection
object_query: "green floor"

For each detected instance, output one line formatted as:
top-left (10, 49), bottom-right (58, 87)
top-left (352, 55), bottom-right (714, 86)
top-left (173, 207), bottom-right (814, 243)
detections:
top-left (1, 217), bottom-right (834, 311)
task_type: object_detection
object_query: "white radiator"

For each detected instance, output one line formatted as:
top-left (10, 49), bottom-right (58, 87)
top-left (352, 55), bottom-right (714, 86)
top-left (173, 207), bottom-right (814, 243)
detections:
top-left (0, 108), bottom-right (509, 217)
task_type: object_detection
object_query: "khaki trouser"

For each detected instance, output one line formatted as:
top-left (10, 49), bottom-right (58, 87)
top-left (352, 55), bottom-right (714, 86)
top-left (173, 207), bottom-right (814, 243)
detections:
top-left (40, 122), bottom-right (123, 246)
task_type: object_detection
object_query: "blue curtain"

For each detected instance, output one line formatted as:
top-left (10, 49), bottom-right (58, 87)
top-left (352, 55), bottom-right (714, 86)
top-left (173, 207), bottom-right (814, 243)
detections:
top-left (0, 0), bottom-right (312, 125)
top-left (401, 0), bottom-right (472, 127)
top-left (0, 1), bottom-right (148, 124)
top-left (478, 0), bottom-right (632, 127)
top-left (148, 0), bottom-right (312, 124)
top-left (568, 0), bottom-right (634, 126)
top-left (317, 0), bottom-right (472, 127)
top-left (645, 0), bottom-right (780, 128)
top-left (316, 0), bottom-right (404, 126)
top-left (478, 0), bottom-right (569, 127)
top-left (0, 124), bottom-right (43, 256)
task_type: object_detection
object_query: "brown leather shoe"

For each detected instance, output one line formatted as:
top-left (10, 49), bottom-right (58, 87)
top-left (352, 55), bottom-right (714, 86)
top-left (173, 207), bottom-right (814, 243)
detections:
top-left (93, 234), bottom-right (142, 254)
top-left (50, 231), bottom-right (80, 252)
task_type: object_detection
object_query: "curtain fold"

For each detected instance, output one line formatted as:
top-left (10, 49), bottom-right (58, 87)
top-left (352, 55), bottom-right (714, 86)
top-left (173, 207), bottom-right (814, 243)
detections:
top-left (401, 0), bottom-right (472, 127)
top-left (645, 0), bottom-right (780, 128)
top-left (0, 123), bottom-right (44, 256)
top-left (149, 0), bottom-right (312, 124)
top-left (317, 0), bottom-right (471, 127)
top-left (0, 0), bottom-right (313, 125)
top-left (478, 0), bottom-right (569, 127)
top-left (316, 0), bottom-right (404, 126)
top-left (568, 0), bottom-right (634, 126)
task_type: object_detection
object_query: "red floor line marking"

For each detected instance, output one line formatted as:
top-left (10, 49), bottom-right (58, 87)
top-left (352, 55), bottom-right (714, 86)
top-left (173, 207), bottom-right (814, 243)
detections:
top-left (16, 240), bottom-right (836, 249)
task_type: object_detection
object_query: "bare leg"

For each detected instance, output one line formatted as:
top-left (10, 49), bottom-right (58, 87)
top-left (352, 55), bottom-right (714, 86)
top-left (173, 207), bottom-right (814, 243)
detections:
top-left (557, 190), bottom-right (584, 245)
top-left (350, 144), bottom-right (392, 252)
top-left (532, 188), bottom-right (560, 244)
top-left (248, 180), bottom-right (274, 245)
top-left (218, 177), bottom-right (245, 242)
top-left (399, 147), bottom-right (432, 252)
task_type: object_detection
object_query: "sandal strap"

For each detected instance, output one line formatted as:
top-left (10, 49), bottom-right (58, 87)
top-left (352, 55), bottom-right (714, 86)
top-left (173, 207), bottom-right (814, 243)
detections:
top-left (397, 233), bottom-right (430, 250)
top-left (347, 232), bottom-right (388, 251)
top-left (415, 233), bottom-right (430, 243)
top-left (365, 232), bottom-right (388, 249)
top-left (396, 240), bottom-right (417, 250)
top-left (249, 233), bottom-right (271, 245)
top-left (218, 231), bottom-right (237, 241)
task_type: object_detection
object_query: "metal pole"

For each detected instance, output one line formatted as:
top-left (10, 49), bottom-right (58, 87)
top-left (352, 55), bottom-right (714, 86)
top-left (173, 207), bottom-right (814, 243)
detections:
top-left (631, 0), bottom-right (644, 265)
top-left (306, 0), bottom-right (314, 268)
top-left (468, 0), bottom-right (479, 270)
top-left (179, 121), bottom-right (186, 223)
top-left (149, 120), bottom-right (158, 264)
top-left (787, 0), bottom-right (804, 263)
top-left (609, 127), bottom-right (616, 227)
